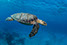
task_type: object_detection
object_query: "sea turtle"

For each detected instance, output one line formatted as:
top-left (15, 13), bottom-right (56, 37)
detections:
top-left (6, 13), bottom-right (47, 37)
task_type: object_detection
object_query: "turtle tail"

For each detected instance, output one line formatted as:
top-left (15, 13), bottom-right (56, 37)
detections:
top-left (36, 19), bottom-right (47, 26)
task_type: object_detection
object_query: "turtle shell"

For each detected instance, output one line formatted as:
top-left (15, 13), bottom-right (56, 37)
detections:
top-left (11, 13), bottom-right (37, 24)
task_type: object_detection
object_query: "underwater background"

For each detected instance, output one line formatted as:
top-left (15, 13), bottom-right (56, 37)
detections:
top-left (0, 0), bottom-right (67, 45)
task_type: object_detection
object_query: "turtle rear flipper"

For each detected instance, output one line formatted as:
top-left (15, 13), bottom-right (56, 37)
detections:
top-left (6, 17), bottom-right (14, 21)
top-left (29, 24), bottom-right (39, 37)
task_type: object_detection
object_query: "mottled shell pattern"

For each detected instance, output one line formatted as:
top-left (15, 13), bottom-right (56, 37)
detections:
top-left (11, 13), bottom-right (37, 24)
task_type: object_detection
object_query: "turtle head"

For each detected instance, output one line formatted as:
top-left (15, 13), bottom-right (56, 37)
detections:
top-left (6, 17), bottom-right (14, 21)
top-left (37, 19), bottom-right (47, 26)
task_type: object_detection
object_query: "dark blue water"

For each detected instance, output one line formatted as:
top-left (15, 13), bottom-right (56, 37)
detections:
top-left (0, 0), bottom-right (67, 45)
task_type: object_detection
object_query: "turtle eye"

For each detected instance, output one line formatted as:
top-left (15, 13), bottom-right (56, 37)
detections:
top-left (44, 23), bottom-right (46, 24)
top-left (44, 22), bottom-right (46, 24)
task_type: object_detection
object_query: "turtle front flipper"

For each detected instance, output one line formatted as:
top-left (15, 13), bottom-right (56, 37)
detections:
top-left (29, 23), bottom-right (39, 37)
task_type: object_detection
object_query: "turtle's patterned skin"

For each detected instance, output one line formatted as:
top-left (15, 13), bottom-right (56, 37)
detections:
top-left (6, 13), bottom-right (47, 37)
